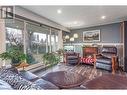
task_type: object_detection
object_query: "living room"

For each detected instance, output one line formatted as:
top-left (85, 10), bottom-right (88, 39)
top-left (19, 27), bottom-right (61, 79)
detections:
top-left (1, 4), bottom-right (127, 91)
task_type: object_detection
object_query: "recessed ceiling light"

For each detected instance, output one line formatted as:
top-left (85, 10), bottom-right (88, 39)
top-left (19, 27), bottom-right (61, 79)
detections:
top-left (57, 9), bottom-right (62, 14)
top-left (101, 16), bottom-right (106, 19)
top-left (74, 21), bottom-right (78, 24)
top-left (65, 21), bottom-right (84, 28)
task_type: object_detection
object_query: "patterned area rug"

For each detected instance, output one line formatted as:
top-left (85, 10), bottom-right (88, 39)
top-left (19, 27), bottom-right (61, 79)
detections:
top-left (62, 64), bottom-right (108, 82)
top-left (34, 63), bottom-right (127, 84)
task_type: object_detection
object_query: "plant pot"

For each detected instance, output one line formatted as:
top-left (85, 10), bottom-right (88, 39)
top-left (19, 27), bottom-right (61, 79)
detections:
top-left (11, 58), bottom-right (21, 67)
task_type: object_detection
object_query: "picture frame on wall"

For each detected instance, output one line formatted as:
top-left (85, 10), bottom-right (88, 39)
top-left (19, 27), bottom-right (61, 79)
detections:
top-left (83, 30), bottom-right (100, 42)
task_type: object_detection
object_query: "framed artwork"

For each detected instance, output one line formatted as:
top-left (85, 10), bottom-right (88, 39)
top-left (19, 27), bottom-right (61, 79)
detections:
top-left (83, 30), bottom-right (100, 42)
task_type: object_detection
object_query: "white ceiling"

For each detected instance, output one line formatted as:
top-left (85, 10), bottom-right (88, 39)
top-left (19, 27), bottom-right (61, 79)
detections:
top-left (22, 6), bottom-right (127, 29)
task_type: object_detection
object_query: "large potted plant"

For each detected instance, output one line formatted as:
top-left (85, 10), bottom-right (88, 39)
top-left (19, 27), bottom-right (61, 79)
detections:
top-left (42, 52), bottom-right (60, 66)
top-left (0, 47), bottom-right (27, 67)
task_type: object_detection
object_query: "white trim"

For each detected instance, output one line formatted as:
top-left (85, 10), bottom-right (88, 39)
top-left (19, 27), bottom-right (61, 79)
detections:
top-left (64, 43), bottom-right (124, 46)
top-left (58, 30), bottom-right (63, 49)
top-left (23, 21), bottom-right (27, 54)
top-left (49, 28), bottom-right (52, 53)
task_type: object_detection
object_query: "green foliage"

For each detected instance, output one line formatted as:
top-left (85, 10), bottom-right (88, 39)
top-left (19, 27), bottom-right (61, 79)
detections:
top-left (26, 53), bottom-right (36, 64)
top-left (42, 52), bottom-right (60, 65)
top-left (56, 49), bottom-right (65, 56)
top-left (0, 46), bottom-right (27, 66)
top-left (0, 52), bottom-right (11, 60)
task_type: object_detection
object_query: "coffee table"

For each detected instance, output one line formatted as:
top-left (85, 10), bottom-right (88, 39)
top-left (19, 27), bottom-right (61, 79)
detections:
top-left (84, 74), bottom-right (127, 89)
top-left (42, 71), bottom-right (85, 89)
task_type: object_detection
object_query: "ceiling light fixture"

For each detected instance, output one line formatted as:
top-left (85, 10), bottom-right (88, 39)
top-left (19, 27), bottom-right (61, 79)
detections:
top-left (70, 37), bottom-right (74, 42)
top-left (57, 9), bottom-right (62, 14)
top-left (65, 35), bottom-right (69, 39)
top-left (73, 33), bottom-right (78, 38)
top-left (74, 21), bottom-right (78, 24)
top-left (101, 16), bottom-right (106, 19)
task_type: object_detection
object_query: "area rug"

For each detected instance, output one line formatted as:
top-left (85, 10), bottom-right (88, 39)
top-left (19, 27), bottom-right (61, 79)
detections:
top-left (34, 63), bottom-right (127, 84)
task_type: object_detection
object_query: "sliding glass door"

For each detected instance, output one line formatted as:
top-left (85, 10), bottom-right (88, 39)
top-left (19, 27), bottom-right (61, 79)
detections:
top-left (5, 19), bottom-right (60, 65)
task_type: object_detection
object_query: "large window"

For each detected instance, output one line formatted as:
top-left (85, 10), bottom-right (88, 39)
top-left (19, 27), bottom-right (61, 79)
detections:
top-left (5, 19), bottom-right (59, 65)
top-left (5, 19), bottom-right (24, 65)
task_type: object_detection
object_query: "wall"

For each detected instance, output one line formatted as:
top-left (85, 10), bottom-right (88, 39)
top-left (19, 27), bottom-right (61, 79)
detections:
top-left (0, 20), bottom-right (6, 67)
top-left (64, 23), bottom-right (122, 44)
top-left (63, 22), bottom-right (124, 68)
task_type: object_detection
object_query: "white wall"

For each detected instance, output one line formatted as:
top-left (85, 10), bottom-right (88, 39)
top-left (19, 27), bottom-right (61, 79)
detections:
top-left (58, 30), bottom-right (63, 49)
top-left (15, 6), bottom-right (70, 32)
top-left (0, 19), bottom-right (6, 67)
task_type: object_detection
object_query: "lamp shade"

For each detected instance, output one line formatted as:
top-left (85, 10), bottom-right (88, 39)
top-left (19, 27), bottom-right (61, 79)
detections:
top-left (73, 33), bottom-right (78, 38)
top-left (70, 37), bottom-right (74, 42)
top-left (65, 35), bottom-right (69, 39)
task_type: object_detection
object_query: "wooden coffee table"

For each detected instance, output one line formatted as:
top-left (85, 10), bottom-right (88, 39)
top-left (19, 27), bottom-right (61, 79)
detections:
top-left (42, 71), bottom-right (85, 89)
top-left (84, 74), bottom-right (127, 89)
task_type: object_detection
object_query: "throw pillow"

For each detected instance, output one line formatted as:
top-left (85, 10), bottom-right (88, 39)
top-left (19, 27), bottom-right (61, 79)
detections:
top-left (0, 68), bottom-right (42, 90)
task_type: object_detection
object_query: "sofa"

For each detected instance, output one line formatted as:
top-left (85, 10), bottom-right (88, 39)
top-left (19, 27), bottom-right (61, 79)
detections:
top-left (0, 67), bottom-right (59, 90)
top-left (0, 67), bottom-right (85, 90)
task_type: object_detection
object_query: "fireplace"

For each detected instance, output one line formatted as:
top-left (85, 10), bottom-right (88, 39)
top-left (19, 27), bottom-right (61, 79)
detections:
top-left (82, 47), bottom-right (98, 64)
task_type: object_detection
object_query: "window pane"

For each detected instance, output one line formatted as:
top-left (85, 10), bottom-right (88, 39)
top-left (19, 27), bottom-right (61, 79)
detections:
top-left (5, 19), bottom-right (24, 65)
top-left (6, 27), bottom-right (23, 51)
top-left (51, 29), bottom-right (58, 52)
top-left (26, 23), bottom-right (50, 64)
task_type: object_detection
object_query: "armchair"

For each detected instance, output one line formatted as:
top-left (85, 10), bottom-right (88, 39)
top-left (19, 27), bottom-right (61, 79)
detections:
top-left (64, 51), bottom-right (80, 65)
top-left (94, 46), bottom-right (118, 74)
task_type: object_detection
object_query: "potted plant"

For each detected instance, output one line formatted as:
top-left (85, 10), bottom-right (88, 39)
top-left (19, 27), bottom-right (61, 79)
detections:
top-left (56, 49), bottom-right (65, 62)
top-left (42, 52), bottom-right (60, 66)
top-left (0, 47), bottom-right (27, 67)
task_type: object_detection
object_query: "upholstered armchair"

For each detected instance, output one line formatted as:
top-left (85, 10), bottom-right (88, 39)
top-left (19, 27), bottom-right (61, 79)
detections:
top-left (64, 51), bottom-right (80, 65)
top-left (93, 46), bottom-right (118, 74)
